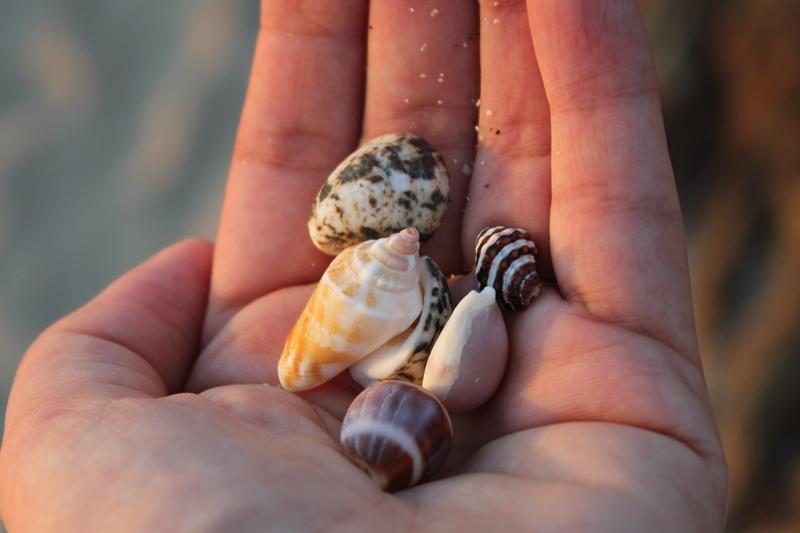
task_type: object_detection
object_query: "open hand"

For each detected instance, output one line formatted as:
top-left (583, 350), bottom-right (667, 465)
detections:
top-left (1, 2), bottom-right (727, 531)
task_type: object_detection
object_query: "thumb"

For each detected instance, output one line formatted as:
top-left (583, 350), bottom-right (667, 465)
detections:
top-left (5, 239), bottom-right (212, 434)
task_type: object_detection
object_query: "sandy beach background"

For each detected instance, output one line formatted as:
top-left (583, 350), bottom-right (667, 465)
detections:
top-left (1, 0), bottom-right (256, 424)
top-left (1, 1), bottom-right (798, 531)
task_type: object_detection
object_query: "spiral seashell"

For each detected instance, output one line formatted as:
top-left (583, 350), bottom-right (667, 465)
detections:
top-left (309, 133), bottom-right (451, 255)
top-left (474, 226), bottom-right (542, 311)
top-left (279, 229), bottom-right (423, 392)
top-left (422, 287), bottom-right (509, 413)
top-left (340, 380), bottom-right (452, 492)
top-left (349, 256), bottom-right (452, 387)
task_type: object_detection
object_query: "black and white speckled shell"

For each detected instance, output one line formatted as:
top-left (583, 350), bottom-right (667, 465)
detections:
top-left (475, 226), bottom-right (542, 311)
top-left (349, 256), bottom-right (452, 387)
top-left (309, 133), bottom-right (450, 255)
top-left (340, 380), bottom-right (452, 492)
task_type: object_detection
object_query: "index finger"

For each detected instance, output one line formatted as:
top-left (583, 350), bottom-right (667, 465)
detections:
top-left (211, 1), bottom-right (368, 315)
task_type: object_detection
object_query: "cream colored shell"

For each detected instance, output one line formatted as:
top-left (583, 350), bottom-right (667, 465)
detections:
top-left (279, 230), bottom-right (423, 392)
top-left (349, 256), bottom-right (452, 387)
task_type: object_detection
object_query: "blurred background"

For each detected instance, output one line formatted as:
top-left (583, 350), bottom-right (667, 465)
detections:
top-left (0, 1), bottom-right (797, 531)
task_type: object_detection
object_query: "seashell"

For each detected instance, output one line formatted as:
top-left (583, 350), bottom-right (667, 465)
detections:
top-left (309, 133), bottom-right (451, 256)
top-left (279, 229), bottom-right (423, 392)
top-left (349, 256), bottom-right (452, 387)
top-left (422, 287), bottom-right (509, 413)
top-left (474, 226), bottom-right (542, 311)
top-left (340, 380), bottom-right (452, 492)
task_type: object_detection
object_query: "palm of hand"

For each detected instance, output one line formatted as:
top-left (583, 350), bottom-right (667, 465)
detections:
top-left (1, 2), bottom-right (726, 532)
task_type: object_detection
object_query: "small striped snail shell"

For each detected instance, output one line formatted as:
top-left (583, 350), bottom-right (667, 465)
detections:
top-left (340, 380), bottom-right (452, 492)
top-left (474, 226), bottom-right (542, 311)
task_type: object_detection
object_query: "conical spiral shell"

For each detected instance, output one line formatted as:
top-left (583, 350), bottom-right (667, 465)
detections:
top-left (475, 226), bottom-right (542, 311)
top-left (349, 256), bottom-right (452, 387)
top-left (340, 380), bottom-right (452, 492)
top-left (279, 229), bottom-right (423, 392)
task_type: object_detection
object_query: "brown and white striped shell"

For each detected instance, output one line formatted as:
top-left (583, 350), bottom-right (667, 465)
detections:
top-left (349, 256), bottom-right (452, 387)
top-left (340, 380), bottom-right (452, 492)
top-left (474, 226), bottom-right (542, 311)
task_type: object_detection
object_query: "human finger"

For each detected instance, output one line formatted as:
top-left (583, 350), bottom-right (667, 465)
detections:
top-left (211, 1), bottom-right (369, 317)
top-left (361, 0), bottom-right (480, 274)
top-left (528, 0), bottom-right (696, 358)
top-left (5, 240), bottom-right (212, 433)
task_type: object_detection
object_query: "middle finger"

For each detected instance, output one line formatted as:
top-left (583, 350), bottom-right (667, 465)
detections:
top-left (361, 1), bottom-right (480, 274)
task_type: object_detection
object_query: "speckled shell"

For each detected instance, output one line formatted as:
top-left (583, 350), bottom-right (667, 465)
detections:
top-left (475, 226), bottom-right (542, 311)
top-left (340, 380), bottom-right (452, 492)
top-left (279, 229), bottom-right (423, 392)
top-left (309, 133), bottom-right (451, 256)
top-left (349, 256), bottom-right (452, 387)
top-left (422, 287), bottom-right (509, 413)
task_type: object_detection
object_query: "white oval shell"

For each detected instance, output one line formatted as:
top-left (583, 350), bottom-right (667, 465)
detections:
top-left (309, 133), bottom-right (450, 255)
top-left (279, 231), bottom-right (423, 392)
top-left (349, 256), bottom-right (452, 387)
top-left (422, 287), bottom-right (508, 413)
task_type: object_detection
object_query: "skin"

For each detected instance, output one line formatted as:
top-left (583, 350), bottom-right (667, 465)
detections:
top-left (0, 1), bottom-right (727, 532)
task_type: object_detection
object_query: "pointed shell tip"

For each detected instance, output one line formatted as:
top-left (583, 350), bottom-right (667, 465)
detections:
top-left (388, 228), bottom-right (420, 255)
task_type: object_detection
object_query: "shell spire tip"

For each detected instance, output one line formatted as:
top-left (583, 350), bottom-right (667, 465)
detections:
top-left (388, 227), bottom-right (420, 255)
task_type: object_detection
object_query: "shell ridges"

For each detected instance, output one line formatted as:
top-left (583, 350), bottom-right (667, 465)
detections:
top-left (475, 225), bottom-right (542, 311)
